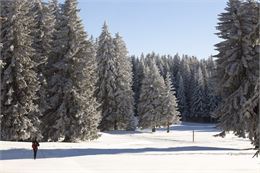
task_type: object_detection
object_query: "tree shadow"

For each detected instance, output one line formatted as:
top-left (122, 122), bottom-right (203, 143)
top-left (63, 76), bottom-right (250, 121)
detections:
top-left (156, 122), bottom-right (219, 132)
top-left (104, 130), bottom-right (144, 135)
top-left (0, 146), bottom-right (240, 160)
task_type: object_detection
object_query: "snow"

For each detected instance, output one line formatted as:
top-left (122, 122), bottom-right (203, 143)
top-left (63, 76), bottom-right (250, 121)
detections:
top-left (1, 122), bottom-right (259, 173)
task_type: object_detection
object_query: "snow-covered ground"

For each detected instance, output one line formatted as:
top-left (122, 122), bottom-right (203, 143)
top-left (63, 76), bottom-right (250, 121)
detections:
top-left (1, 122), bottom-right (259, 173)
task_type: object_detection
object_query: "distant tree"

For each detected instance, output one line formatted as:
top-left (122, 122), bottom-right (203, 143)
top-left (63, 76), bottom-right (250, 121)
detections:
top-left (131, 55), bottom-right (139, 116)
top-left (132, 54), bottom-right (145, 117)
top-left (160, 73), bottom-right (180, 132)
top-left (138, 58), bottom-right (166, 132)
top-left (175, 72), bottom-right (188, 120)
top-left (191, 66), bottom-right (207, 119)
top-left (179, 57), bottom-right (192, 117)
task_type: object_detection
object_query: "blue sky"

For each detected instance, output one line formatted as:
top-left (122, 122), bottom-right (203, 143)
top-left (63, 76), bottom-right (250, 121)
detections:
top-left (73, 0), bottom-right (227, 58)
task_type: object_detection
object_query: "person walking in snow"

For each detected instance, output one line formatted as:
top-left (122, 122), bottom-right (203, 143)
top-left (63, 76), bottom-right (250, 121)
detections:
top-left (32, 138), bottom-right (40, 160)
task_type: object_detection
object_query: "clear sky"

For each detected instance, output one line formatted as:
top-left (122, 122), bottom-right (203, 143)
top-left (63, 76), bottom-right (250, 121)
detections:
top-left (71, 0), bottom-right (227, 59)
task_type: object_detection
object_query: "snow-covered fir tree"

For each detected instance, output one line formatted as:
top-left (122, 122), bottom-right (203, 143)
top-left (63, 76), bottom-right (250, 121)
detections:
top-left (179, 57), bottom-right (192, 118)
top-left (31, 0), bottom-right (56, 118)
top-left (40, 0), bottom-right (64, 141)
top-left (132, 54), bottom-right (145, 117)
top-left (113, 33), bottom-right (136, 130)
top-left (0, 0), bottom-right (41, 141)
top-left (175, 72), bottom-right (188, 121)
top-left (95, 22), bottom-right (118, 131)
top-left (214, 0), bottom-right (259, 147)
top-left (160, 73), bottom-right (180, 132)
top-left (241, 79), bottom-right (259, 151)
top-left (191, 66), bottom-right (207, 119)
top-left (138, 58), bottom-right (166, 132)
top-left (44, 0), bottom-right (101, 142)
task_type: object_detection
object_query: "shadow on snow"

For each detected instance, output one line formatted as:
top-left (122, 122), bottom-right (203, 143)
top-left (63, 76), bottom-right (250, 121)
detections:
top-left (156, 122), bottom-right (220, 132)
top-left (0, 146), bottom-right (239, 160)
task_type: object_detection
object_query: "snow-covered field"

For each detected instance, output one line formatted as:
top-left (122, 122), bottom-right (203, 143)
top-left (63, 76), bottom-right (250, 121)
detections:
top-left (0, 123), bottom-right (259, 173)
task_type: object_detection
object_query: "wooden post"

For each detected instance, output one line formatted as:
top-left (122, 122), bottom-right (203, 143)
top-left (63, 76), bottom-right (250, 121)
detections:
top-left (192, 130), bottom-right (194, 142)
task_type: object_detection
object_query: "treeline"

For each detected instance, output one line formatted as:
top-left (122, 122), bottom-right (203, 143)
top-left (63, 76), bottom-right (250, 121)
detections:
top-left (132, 54), bottom-right (220, 123)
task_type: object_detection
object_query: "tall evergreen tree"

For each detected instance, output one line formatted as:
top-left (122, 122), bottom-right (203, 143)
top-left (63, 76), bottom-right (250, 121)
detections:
top-left (176, 72), bottom-right (188, 121)
top-left (40, 0), bottom-right (64, 141)
top-left (191, 66), bottom-right (207, 119)
top-left (138, 58), bottom-right (165, 132)
top-left (214, 0), bottom-right (259, 147)
top-left (160, 73), bottom-right (180, 132)
top-left (132, 54), bottom-right (145, 117)
top-left (95, 22), bottom-right (117, 131)
top-left (179, 57), bottom-right (192, 117)
top-left (31, 0), bottom-right (56, 118)
top-left (131, 55), bottom-right (139, 116)
top-left (0, 0), bottom-right (41, 141)
top-left (45, 0), bottom-right (101, 142)
top-left (113, 33), bottom-right (136, 130)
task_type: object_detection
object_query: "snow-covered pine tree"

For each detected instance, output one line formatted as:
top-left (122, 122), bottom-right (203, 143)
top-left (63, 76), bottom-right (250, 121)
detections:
top-left (214, 0), bottom-right (259, 145)
top-left (60, 0), bottom-right (100, 142)
top-left (203, 58), bottom-right (220, 121)
top-left (239, 0), bottom-right (260, 149)
top-left (44, 0), bottom-right (100, 142)
top-left (171, 53), bottom-right (181, 81)
top-left (0, 0), bottom-right (8, 70)
top-left (0, 0), bottom-right (41, 141)
top-left (175, 72), bottom-right (188, 121)
top-left (138, 58), bottom-right (165, 132)
top-left (113, 33), bottom-right (136, 130)
top-left (31, 0), bottom-right (47, 67)
top-left (131, 55), bottom-right (139, 116)
top-left (160, 73), bottom-right (180, 133)
top-left (241, 79), bottom-right (259, 150)
top-left (40, 0), bottom-right (65, 141)
top-left (132, 53), bottom-right (145, 117)
top-left (31, 0), bottom-right (56, 119)
top-left (179, 57), bottom-right (192, 118)
top-left (95, 22), bottom-right (117, 131)
top-left (191, 66), bottom-right (207, 119)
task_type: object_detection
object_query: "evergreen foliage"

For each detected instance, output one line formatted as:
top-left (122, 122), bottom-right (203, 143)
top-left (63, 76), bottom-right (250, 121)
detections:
top-left (0, 0), bottom-right (41, 141)
top-left (214, 0), bottom-right (259, 148)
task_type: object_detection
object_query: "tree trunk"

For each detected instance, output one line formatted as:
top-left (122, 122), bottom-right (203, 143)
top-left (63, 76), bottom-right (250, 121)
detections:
top-left (114, 120), bottom-right (118, 130)
top-left (167, 122), bottom-right (170, 133)
top-left (63, 136), bottom-right (71, 142)
top-left (152, 127), bottom-right (156, 132)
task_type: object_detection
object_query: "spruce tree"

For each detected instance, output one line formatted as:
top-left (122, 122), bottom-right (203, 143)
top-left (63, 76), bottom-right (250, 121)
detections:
top-left (40, 0), bottom-right (64, 141)
top-left (113, 33), bottom-right (136, 130)
top-left (31, 0), bottom-right (56, 118)
top-left (191, 66), bottom-right (207, 119)
top-left (214, 0), bottom-right (259, 147)
top-left (138, 58), bottom-right (165, 132)
top-left (160, 73), bottom-right (180, 132)
top-left (46, 0), bottom-right (101, 142)
top-left (0, 0), bottom-right (41, 141)
top-left (176, 72), bottom-right (188, 121)
top-left (95, 22), bottom-right (117, 131)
